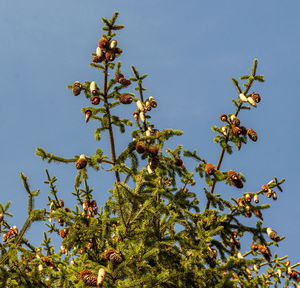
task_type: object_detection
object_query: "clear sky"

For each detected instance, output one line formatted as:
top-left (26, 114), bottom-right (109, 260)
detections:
top-left (0, 0), bottom-right (300, 272)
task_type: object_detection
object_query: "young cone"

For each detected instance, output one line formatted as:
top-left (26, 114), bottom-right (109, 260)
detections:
top-left (75, 154), bottom-right (87, 170)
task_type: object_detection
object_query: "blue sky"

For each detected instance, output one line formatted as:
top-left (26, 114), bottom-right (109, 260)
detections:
top-left (0, 0), bottom-right (300, 269)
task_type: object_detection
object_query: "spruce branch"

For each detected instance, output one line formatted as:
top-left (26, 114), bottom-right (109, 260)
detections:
top-left (205, 60), bottom-right (260, 211)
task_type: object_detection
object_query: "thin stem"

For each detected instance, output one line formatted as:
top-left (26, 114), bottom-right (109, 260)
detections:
top-left (291, 262), bottom-right (300, 269)
top-left (132, 66), bottom-right (147, 132)
top-left (137, 81), bottom-right (147, 132)
top-left (101, 158), bottom-right (114, 165)
top-left (102, 30), bottom-right (120, 183)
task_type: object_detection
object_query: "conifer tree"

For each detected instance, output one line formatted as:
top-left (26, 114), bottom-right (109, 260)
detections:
top-left (0, 12), bottom-right (299, 288)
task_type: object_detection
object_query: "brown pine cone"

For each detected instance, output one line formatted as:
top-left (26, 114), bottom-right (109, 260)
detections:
top-left (91, 96), bottom-right (100, 105)
top-left (228, 170), bottom-right (243, 188)
top-left (174, 158), bottom-right (184, 167)
top-left (59, 198), bottom-right (64, 208)
top-left (150, 100), bottom-right (157, 108)
top-left (105, 49), bottom-right (115, 61)
top-left (119, 78), bottom-right (131, 86)
top-left (232, 125), bottom-right (242, 136)
top-left (72, 81), bottom-right (82, 96)
top-left (251, 92), bottom-right (261, 103)
top-left (80, 269), bottom-right (98, 287)
top-left (251, 243), bottom-right (258, 251)
top-left (92, 55), bottom-right (105, 63)
top-left (109, 252), bottom-right (123, 265)
top-left (115, 47), bottom-right (123, 54)
top-left (133, 112), bottom-right (139, 121)
top-left (247, 128), bottom-right (258, 142)
top-left (85, 110), bottom-right (92, 123)
top-left (254, 209), bottom-right (262, 218)
top-left (231, 117), bottom-right (240, 127)
top-left (115, 73), bottom-right (124, 82)
top-left (59, 229), bottom-right (69, 239)
top-left (136, 142), bottom-right (146, 154)
top-left (266, 227), bottom-right (281, 242)
top-left (240, 126), bottom-right (247, 135)
top-left (219, 114), bottom-right (227, 122)
top-left (41, 256), bottom-right (54, 268)
top-left (205, 163), bottom-right (215, 175)
top-left (148, 146), bottom-right (159, 158)
top-left (104, 249), bottom-right (123, 265)
top-left (98, 38), bottom-right (109, 49)
top-left (75, 154), bottom-right (87, 170)
top-left (150, 156), bottom-right (159, 170)
top-left (258, 245), bottom-right (271, 261)
top-left (119, 94), bottom-right (133, 104)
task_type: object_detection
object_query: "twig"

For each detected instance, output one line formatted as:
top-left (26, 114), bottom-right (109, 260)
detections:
top-left (102, 29), bottom-right (120, 183)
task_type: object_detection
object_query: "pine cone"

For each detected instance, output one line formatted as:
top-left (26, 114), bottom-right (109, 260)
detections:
top-left (174, 158), bottom-right (184, 167)
top-left (90, 81), bottom-right (97, 95)
top-left (115, 47), bottom-right (123, 54)
top-left (85, 110), bottom-right (92, 123)
top-left (97, 268), bottom-right (106, 286)
top-left (232, 125), bottom-right (242, 136)
top-left (119, 94), bottom-right (133, 104)
top-left (105, 49), bottom-right (115, 61)
top-left (205, 163), bottom-right (215, 175)
top-left (104, 249), bottom-right (123, 265)
top-left (251, 243), bottom-right (258, 251)
top-left (290, 271), bottom-right (298, 280)
top-left (237, 198), bottom-right (244, 208)
top-left (251, 92), bottom-right (261, 103)
top-left (228, 170), bottom-right (243, 188)
top-left (41, 256), bottom-right (54, 268)
top-left (133, 112), bottom-right (139, 121)
top-left (72, 81), bottom-right (82, 96)
top-left (231, 117), bottom-right (240, 127)
top-left (59, 198), bottom-right (64, 208)
top-left (247, 96), bottom-right (257, 107)
top-left (219, 114), bottom-right (227, 122)
top-left (75, 154), bottom-right (88, 170)
top-left (148, 146), bottom-right (158, 158)
top-left (266, 227), bottom-right (281, 242)
top-left (109, 252), bottom-right (123, 265)
top-left (254, 209), bottom-right (262, 218)
top-left (244, 194), bottom-right (251, 203)
top-left (91, 96), bottom-right (101, 105)
top-left (80, 269), bottom-right (98, 287)
top-left (110, 40), bottom-right (118, 50)
top-left (92, 55), bottom-right (105, 63)
top-left (150, 156), bottom-right (159, 171)
top-left (136, 142), bottom-right (146, 154)
top-left (98, 38), bottom-right (109, 49)
top-left (258, 245), bottom-right (271, 261)
top-left (240, 126), bottom-right (247, 135)
top-left (247, 128), bottom-right (258, 142)
top-left (119, 78), bottom-right (131, 86)
top-left (115, 73), bottom-right (124, 82)
top-left (59, 228), bottom-right (69, 239)
top-left (239, 93), bottom-right (248, 102)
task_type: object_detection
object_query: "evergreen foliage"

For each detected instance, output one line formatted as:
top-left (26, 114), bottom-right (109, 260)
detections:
top-left (0, 12), bottom-right (299, 288)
